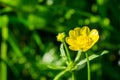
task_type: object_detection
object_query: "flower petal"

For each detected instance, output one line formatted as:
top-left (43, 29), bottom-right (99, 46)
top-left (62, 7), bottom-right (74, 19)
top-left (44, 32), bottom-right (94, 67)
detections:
top-left (69, 46), bottom-right (80, 51)
top-left (69, 30), bottom-right (76, 39)
top-left (74, 27), bottom-right (81, 37)
top-left (89, 29), bottom-right (99, 45)
top-left (80, 26), bottom-right (90, 36)
top-left (66, 37), bottom-right (76, 46)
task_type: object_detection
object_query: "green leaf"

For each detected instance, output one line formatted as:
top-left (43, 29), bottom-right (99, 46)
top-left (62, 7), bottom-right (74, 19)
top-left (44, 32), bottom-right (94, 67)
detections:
top-left (8, 32), bottom-right (23, 58)
top-left (60, 43), bottom-right (67, 62)
top-left (74, 50), bottom-right (82, 63)
top-left (32, 32), bottom-right (44, 51)
top-left (48, 65), bottom-right (66, 70)
top-left (76, 50), bottom-right (109, 66)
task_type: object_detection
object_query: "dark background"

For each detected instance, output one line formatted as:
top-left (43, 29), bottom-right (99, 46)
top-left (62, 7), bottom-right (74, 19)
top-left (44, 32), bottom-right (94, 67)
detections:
top-left (0, 0), bottom-right (120, 80)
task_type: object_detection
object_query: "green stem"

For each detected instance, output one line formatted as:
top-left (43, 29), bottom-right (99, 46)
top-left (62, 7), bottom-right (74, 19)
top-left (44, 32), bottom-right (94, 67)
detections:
top-left (54, 69), bottom-right (68, 80)
top-left (1, 42), bottom-right (7, 80)
top-left (72, 72), bottom-right (75, 80)
top-left (0, 15), bottom-right (8, 80)
top-left (63, 41), bottom-right (72, 63)
top-left (85, 53), bottom-right (91, 80)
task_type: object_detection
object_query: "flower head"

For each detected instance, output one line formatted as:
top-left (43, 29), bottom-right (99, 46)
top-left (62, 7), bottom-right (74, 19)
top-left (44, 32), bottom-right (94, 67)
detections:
top-left (56, 32), bottom-right (65, 42)
top-left (66, 26), bottom-right (99, 52)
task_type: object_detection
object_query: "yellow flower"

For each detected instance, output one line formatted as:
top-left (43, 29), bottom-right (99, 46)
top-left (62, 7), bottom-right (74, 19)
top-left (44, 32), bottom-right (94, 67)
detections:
top-left (66, 26), bottom-right (99, 52)
top-left (56, 32), bottom-right (65, 42)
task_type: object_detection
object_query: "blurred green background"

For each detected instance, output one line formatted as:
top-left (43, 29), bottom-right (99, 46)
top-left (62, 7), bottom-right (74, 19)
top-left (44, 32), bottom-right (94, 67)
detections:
top-left (0, 0), bottom-right (120, 80)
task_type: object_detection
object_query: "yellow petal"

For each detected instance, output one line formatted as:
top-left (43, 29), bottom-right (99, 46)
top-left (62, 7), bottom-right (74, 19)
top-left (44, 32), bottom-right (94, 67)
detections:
top-left (89, 29), bottom-right (99, 42)
top-left (88, 29), bottom-right (99, 48)
top-left (69, 45), bottom-right (80, 51)
top-left (74, 27), bottom-right (81, 37)
top-left (80, 26), bottom-right (90, 36)
top-left (66, 37), bottom-right (76, 45)
top-left (69, 30), bottom-right (76, 39)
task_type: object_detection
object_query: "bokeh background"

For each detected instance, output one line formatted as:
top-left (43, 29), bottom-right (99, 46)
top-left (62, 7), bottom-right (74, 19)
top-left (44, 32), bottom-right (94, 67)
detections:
top-left (0, 0), bottom-right (120, 80)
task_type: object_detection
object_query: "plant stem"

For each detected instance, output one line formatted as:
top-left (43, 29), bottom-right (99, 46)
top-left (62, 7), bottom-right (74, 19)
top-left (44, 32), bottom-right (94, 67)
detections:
top-left (1, 42), bottom-right (7, 80)
top-left (0, 15), bottom-right (8, 80)
top-left (85, 53), bottom-right (91, 80)
top-left (72, 72), bottom-right (75, 80)
top-left (54, 69), bottom-right (68, 80)
top-left (63, 41), bottom-right (72, 63)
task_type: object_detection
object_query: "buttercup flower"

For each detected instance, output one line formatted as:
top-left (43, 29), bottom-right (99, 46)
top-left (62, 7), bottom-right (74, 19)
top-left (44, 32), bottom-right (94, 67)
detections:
top-left (66, 26), bottom-right (99, 52)
top-left (56, 32), bottom-right (65, 42)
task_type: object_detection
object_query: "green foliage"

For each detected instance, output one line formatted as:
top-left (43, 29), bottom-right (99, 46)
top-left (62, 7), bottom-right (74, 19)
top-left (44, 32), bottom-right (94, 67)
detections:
top-left (0, 0), bottom-right (120, 80)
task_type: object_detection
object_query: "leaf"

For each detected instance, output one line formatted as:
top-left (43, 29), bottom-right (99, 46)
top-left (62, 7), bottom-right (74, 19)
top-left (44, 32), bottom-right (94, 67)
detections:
top-left (8, 32), bottom-right (23, 58)
top-left (48, 65), bottom-right (66, 70)
top-left (60, 43), bottom-right (67, 62)
top-left (74, 50), bottom-right (82, 63)
top-left (32, 32), bottom-right (44, 50)
top-left (76, 50), bottom-right (109, 66)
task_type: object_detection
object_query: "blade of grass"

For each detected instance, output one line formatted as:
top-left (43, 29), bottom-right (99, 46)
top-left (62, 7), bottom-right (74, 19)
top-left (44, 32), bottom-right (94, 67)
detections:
top-left (8, 32), bottom-right (23, 58)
